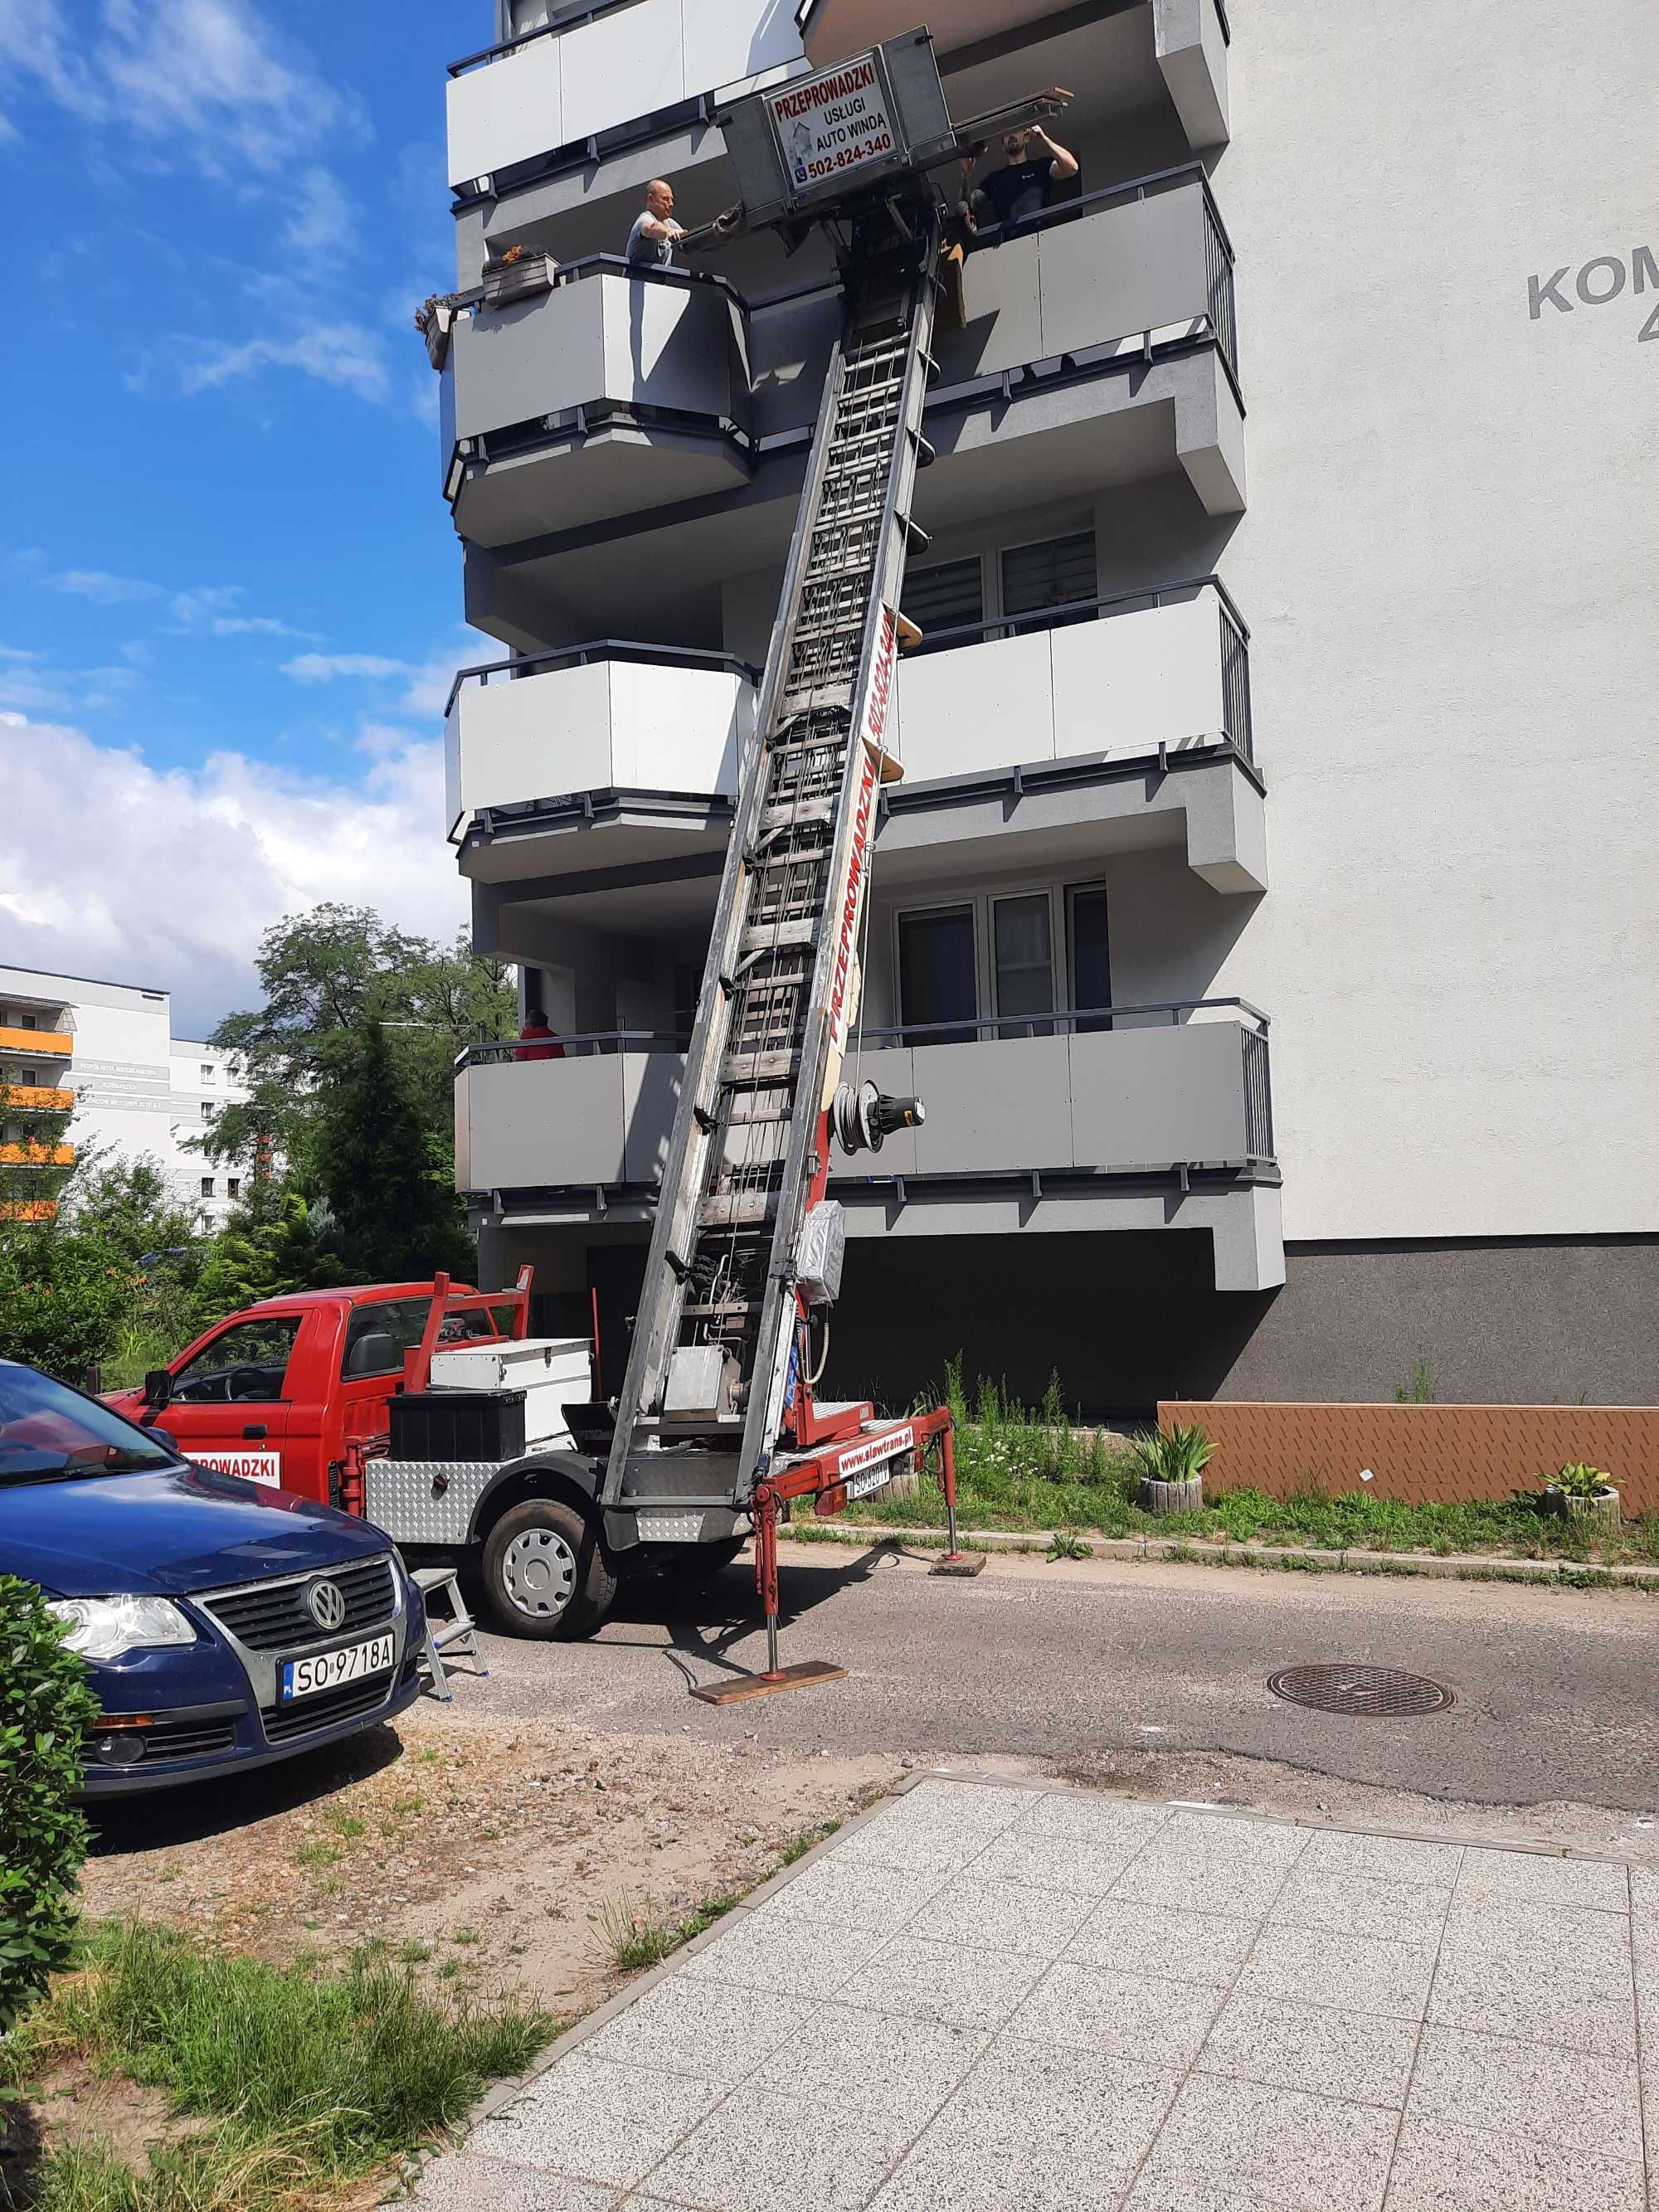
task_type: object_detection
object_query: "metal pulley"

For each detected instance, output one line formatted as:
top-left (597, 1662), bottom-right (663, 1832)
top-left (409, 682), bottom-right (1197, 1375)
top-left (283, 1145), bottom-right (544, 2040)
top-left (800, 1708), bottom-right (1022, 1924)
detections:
top-left (830, 1078), bottom-right (924, 1156)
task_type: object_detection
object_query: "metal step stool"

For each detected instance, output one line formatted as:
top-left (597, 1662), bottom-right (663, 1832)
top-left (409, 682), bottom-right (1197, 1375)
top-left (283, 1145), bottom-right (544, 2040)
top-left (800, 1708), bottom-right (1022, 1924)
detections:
top-left (410, 1563), bottom-right (487, 1698)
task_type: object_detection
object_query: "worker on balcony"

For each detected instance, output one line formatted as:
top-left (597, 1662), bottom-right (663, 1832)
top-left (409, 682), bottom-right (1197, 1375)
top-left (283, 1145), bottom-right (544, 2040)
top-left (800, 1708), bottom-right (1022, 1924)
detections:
top-left (514, 1009), bottom-right (565, 1062)
top-left (970, 124), bottom-right (1079, 231)
top-left (626, 179), bottom-right (684, 267)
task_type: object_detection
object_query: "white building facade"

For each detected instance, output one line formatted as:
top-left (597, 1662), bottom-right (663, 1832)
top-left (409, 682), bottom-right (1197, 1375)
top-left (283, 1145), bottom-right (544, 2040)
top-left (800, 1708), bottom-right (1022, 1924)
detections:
top-left (0, 965), bottom-right (251, 1230)
top-left (434, 0), bottom-right (1659, 1412)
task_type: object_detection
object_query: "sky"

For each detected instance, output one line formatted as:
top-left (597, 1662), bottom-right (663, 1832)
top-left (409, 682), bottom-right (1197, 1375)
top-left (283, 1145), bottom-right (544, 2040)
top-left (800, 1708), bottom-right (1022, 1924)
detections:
top-left (0, 1), bottom-right (493, 1034)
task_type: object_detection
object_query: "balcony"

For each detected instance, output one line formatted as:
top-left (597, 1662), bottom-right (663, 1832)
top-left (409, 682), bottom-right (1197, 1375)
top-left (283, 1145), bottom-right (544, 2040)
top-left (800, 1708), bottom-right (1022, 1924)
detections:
top-left (796, 2), bottom-right (1228, 162)
top-left (445, 641), bottom-right (756, 859)
top-left (452, 578), bottom-right (1263, 906)
top-left (453, 1003), bottom-right (1282, 1289)
top-left (2, 1087), bottom-right (74, 1111)
top-left (446, 0), bottom-right (804, 195)
top-left (0, 1144), bottom-right (75, 1168)
top-left (0, 1027), bottom-right (71, 1057)
top-left (441, 259), bottom-right (752, 547)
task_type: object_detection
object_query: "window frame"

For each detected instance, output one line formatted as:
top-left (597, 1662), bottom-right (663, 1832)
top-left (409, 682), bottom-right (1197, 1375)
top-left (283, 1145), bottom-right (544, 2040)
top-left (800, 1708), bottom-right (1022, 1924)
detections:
top-left (889, 877), bottom-right (1111, 1043)
top-left (996, 527), bottom-right (1099, 638)
top-left (1065, 880), bottom-right (1113, 1033)
top-left (892, 897), bottom-right (981, 1048)
top-left (169, 1316), bottom-right (304, 1406)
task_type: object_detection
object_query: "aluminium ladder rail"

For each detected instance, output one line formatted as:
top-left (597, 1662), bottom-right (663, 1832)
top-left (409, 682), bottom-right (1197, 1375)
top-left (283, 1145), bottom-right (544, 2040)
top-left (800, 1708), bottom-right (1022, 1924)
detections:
top-left (602, 204), bottom-right (942, 1517)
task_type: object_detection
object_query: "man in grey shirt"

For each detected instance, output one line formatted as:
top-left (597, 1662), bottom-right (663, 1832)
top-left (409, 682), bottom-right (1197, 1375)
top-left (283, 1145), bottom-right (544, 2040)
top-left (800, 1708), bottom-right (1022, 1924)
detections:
top-left (626, 178), bottom-right (684, 265)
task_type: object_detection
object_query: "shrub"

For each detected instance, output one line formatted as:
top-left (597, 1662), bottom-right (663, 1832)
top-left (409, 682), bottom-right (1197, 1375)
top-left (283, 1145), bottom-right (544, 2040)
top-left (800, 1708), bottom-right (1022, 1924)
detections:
top-left (1128, 1422), bottom-right (1215, 1485)
top-left (0, 1229), bottom-right (139, 1383)
top-left (0, 1576), bottom-right (98, 2034)
top-left (1549, 1462), bottom-right (1613, 1499)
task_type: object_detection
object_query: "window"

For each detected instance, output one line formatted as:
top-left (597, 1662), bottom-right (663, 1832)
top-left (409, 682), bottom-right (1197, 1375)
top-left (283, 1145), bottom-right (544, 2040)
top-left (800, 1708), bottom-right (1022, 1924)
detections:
top-left (1068, 885), bottom-right (1112, 1033)
top-left (201, 1062), bottom-right (215, 1083)
top-left (200, 1177), bottom-right (215, 1198)
top-left (340, 1298), bottom-right (496, 1381)
top-left (18, 1014), bottom-right (36, 1031)
top-left (1000, 532), bottom-right (1097, 633)
top-left (22, 1070), bottom-right (36, 1087)
top-left (227, 1178), bottom-right (241, 1198)
top-left (901, 557), bottom-right (985, 649)
top-left (170, 1317), bottom-right (302, 1404)
top-left (991, 894), bottom-right (1055, 1038)
top-left (201, 1101), bottom-right (216, 1123)
top-left (897, 906), bottom-right (978, 1046)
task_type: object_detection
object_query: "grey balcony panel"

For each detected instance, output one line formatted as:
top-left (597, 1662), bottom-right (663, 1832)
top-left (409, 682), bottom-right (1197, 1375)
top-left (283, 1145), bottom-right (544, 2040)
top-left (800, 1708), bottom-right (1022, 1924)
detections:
top-left (459, 1053), bottom-right (629, 1187)
top-left (445, 268), bottom-right (752, 543)
top-left (1068, 1020), bottom-right (1252, 1166)
top-left (622, 1048), bottom-right (683, 1184)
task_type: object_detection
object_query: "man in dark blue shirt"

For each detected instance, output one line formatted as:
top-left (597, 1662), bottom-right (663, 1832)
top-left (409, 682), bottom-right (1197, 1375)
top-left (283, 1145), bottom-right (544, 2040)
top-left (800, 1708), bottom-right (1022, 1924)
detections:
top-left (971, 125), bottom-right (1079, 230)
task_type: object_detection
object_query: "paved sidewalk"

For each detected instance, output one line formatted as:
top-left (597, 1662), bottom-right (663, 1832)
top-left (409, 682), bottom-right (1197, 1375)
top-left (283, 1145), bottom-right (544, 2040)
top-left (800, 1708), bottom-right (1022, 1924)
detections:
top-left (417, 1776), bottom-right (1658, 2211)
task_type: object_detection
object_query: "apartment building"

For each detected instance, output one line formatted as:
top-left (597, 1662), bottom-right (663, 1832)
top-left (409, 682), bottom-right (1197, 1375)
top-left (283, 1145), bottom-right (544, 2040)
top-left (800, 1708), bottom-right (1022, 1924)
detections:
top-left (0, 965), bottom-right (250, 1228)
top-left (437, 0), bottom-right (1659, 1413)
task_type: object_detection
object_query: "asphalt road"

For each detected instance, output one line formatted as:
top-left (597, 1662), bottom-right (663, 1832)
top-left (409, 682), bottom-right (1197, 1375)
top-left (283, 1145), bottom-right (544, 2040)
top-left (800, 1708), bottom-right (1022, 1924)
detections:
top-left (446, 1542), bottom-right (1659, 1816)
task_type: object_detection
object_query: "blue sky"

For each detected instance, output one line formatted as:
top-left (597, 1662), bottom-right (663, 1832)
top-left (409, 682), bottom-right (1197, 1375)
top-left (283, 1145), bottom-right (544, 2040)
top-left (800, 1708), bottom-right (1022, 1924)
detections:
top-left (1, 2), bottom-right (490, 1031)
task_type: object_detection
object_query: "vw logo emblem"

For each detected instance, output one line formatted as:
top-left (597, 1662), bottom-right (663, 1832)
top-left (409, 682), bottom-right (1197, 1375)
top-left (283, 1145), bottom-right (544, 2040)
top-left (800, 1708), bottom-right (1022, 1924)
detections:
top-left (306, 1578), bottom-right (347, 1632)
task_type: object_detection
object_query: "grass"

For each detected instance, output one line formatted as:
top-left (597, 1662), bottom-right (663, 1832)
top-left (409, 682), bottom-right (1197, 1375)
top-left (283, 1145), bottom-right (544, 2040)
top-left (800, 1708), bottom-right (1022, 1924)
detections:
top-left (598, 1894), bottom-right (739, 1973)
top-left (0, 1920), bottom-right (556, 2212)
top-left (822, 1362), bottom-right (1659, 1568)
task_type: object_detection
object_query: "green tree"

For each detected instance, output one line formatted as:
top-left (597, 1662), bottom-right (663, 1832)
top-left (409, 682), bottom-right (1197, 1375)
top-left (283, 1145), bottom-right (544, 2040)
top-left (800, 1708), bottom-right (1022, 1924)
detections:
top-left (66, 1154), bottom-right (207, 1273)
top-left (189, 1192), bottom-right (351, 1334)
top-left (0, 1227), bottom-right (136, 1383)
top-left (0, 1577), bottom-right (99, 2035)
top-left (314, 1022), bottom-right (473, 1283)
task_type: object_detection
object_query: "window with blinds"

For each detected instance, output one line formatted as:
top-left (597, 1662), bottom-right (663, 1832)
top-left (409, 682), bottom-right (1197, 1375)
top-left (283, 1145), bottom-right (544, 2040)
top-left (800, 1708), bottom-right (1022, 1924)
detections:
top-left (1000, 532), bottom-right (1097, 633)
top-left (900, 557), bottom-right (985, 652)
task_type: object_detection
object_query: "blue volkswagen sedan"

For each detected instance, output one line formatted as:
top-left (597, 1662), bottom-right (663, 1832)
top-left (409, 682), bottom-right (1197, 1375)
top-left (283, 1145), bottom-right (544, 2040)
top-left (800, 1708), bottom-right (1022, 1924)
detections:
top-left (0, 1358), bottom-right (426, 1796)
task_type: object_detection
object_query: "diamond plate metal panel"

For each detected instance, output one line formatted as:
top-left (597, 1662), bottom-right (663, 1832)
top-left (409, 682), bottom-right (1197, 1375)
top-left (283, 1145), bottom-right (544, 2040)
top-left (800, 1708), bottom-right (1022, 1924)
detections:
top-left (363, 1461), bottom-right (505, 1545)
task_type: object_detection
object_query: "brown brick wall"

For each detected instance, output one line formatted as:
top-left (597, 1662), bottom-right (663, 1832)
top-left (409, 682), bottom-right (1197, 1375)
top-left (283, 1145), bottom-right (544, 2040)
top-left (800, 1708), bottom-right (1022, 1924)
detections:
top-left (1157, 1403), bottom-right (1659, 1514)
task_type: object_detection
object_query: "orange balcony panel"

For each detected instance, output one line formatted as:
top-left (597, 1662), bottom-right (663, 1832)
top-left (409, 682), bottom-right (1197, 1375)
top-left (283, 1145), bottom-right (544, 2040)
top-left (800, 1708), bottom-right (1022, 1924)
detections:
top-left (0, 1199), bottom-right (57, 1221)
top-left (0, 1025), bottom-right (71, 1056)
top-left (3, 1086), bottom-right (74, 1111)
top-left (0, 1143), bottom-right (75, 1166)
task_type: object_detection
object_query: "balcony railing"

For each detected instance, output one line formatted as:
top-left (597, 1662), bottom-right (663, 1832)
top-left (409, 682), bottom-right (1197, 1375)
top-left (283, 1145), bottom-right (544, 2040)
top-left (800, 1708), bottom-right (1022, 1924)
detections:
top-left (0, 1087), bottom-right (74, 1111)
top-left (960, 163), bottom-right (1238, 391)
top-left (901, 577), bottom-right (1254, 768)
top-left (0, 1027), bottom-right (71, 1057)
top-left (444, 641), bottom-right (757, 724)
top-left (454, 1002), bottom-right (1274, 1197)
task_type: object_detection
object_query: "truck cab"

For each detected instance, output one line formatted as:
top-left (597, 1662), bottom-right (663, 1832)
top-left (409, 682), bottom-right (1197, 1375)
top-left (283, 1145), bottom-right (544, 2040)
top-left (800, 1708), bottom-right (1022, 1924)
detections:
top-left (104, 1283), bottom-right (504, 1506)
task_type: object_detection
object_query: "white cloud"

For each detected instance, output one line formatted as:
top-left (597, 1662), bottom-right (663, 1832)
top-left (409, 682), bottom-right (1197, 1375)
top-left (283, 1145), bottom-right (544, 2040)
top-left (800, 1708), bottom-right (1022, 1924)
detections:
top-left (284, 166), bottom-right (358, 265)
top-left (0, 710), bottom-right (465, 1034)
top-left (281, 652), bottom-right (415, 685)
top-left (48, 569), bottom-right (165, 605)
top-left (177, 319), bottom-right (391, 406)
top-left (0, 0), bottom-right (364, 177)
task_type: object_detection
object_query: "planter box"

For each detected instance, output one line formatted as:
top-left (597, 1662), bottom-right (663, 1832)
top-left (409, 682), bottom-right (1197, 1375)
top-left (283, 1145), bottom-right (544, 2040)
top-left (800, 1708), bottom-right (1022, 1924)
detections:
top-left (1544, 1484), bottom-right (1621, 1531)
top-left (1139, 1475), bottom-right (1204, 1515)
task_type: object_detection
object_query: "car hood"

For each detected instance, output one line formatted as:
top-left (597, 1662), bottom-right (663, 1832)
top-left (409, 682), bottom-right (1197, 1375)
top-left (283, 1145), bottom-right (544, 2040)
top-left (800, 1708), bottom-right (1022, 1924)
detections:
top-left (1, 1463), bottom-right (393, 1597)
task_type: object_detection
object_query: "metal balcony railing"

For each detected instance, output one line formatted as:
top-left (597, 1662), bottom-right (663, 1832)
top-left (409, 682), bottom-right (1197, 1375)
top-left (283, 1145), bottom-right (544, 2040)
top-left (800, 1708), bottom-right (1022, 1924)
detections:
top-left (456, 1028), bottom-right (690, 1071)
top-left (445, 641), bottom-right (759, 722)
top-left (904, 575), bottom-right (1254, 764)
top-left (965, 162), bottom-right (1239, 387)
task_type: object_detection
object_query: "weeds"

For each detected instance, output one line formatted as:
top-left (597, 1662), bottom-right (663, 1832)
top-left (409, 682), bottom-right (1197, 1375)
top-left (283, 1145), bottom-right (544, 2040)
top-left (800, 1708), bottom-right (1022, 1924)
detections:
top-left (779, 1817), bottom-right (841, 1868)
top-left (598, 1894), bottom-right (738, 1974)
top-left (1045, 1529), bottom-right (1093, 1562)
top-left (1, 1920), bottom-right (554, 2212)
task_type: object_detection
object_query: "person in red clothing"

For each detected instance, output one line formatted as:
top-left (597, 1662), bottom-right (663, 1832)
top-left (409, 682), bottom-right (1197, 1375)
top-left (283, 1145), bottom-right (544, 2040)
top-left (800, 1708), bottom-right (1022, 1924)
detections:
top-left (514, 1009), bottom-right (565, 1062)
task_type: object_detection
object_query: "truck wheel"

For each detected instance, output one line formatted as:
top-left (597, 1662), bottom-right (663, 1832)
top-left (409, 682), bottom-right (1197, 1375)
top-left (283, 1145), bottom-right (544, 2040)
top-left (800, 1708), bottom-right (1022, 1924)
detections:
top-left (482, 1499), bottom-right (617, 1640)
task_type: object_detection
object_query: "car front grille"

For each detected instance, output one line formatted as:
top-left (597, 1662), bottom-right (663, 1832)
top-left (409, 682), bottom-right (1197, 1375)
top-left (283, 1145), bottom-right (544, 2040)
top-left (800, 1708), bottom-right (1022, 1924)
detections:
top-left (200, 1556), bottom-right (397, 1653)
top-left (260, 1667), bottom-right (404, 1743)
top-left (143, 1716), bottom-right (240, 1761)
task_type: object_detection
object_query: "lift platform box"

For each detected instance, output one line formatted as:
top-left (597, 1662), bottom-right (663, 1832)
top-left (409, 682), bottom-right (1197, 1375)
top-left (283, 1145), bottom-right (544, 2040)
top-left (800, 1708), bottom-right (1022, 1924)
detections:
top-left (426, 1336), bottom-right (591, 1449)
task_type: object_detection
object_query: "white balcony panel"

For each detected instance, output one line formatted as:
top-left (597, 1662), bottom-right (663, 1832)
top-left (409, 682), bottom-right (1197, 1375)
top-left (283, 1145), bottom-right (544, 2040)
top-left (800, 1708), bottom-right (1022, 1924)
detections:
top-left (895, 593), bottom-right (1233, 784)
top-left (560, 0), bottom-right (686, 147)
top-left (681, 0), bottom-right (802, 93)
top-left (448, 38), bottom-right (562, 188)
top-left (446, 658), bottom-right (750, 834)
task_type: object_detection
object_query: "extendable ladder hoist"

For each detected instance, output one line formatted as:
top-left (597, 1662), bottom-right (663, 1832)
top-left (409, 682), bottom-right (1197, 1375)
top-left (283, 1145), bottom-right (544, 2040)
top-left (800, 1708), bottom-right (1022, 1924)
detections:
top-left (601, 34), bottom-right (1070, 1696)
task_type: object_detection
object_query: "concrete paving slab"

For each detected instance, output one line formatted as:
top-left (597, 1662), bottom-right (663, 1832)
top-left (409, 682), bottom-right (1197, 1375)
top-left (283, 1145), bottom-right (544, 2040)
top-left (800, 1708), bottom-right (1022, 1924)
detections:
top-left (1196, 1988), bottom-right (1418, 2108)
top-left (1124, 2074), bottom-right (1397, 2212)
top-left (1406, 2022), bottom-right (1643, 2161)
top-left (1067, 1898), bottom-right (1259, 1986)
top-left (1384, 2112), bottom-right (1646, 2211)
top-left (423, 1776), bottom-right (1655, 2212)
top-left (1233, 1921), bottom-right (1441, 2021)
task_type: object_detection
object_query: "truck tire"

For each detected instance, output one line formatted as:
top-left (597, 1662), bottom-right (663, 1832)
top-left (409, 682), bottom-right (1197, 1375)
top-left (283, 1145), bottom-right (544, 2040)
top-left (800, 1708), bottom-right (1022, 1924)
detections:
top-left (481, 1498), bottom-right (617, 1640)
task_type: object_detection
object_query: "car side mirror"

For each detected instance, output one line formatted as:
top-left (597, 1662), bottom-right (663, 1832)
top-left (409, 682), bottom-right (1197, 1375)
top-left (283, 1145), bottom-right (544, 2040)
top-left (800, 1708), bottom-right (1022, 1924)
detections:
top-left (144, 1368), bottom-right (173, 1410)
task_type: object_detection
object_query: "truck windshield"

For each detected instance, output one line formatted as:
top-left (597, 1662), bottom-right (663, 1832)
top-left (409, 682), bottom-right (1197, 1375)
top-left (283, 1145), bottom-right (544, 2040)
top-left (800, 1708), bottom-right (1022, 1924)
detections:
top-left (0, 1363), bottom-right (179, 1484)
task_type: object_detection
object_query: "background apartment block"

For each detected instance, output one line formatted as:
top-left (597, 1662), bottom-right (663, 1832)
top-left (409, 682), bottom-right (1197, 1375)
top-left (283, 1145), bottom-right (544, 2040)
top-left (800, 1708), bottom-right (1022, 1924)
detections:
top-left (0, 965), bottom-right (250, 1228)
top-left (438, 0), bottom-right (1659, 1413)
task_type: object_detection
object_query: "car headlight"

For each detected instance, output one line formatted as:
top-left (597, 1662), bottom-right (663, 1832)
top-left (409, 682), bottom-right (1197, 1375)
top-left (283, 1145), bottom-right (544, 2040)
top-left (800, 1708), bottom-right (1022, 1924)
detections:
top-left (47, 1596), bottom-right (197, 1662)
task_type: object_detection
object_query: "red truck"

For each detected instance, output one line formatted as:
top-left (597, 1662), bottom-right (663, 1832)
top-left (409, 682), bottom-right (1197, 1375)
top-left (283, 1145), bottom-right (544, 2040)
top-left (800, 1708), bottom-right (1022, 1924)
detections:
top-left (103, 1273), bottom-right (749, 1639)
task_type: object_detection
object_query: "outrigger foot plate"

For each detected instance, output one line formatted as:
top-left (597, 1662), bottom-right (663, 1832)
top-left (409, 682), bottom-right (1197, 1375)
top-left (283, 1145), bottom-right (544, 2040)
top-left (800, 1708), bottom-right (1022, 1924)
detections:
top-left (930, 1551), bottom-right (986, 1577)
top-left (690, 1660), bottom-right (849, 1704)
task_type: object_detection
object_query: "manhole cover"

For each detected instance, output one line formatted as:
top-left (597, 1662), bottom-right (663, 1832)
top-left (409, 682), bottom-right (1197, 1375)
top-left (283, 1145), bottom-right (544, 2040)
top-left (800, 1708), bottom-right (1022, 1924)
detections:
top-left (1268, 1664), bottom-right (1454, 1717)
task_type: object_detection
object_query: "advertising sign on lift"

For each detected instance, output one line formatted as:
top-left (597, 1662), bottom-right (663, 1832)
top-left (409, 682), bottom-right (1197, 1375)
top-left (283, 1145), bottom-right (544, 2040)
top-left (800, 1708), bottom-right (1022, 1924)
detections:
top-left (766, 54), bottom-right (896, 193)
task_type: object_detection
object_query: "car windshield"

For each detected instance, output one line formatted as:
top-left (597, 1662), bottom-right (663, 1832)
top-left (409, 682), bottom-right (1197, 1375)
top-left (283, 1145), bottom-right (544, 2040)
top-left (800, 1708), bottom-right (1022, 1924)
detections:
top-left (0, 1363), bottom-right (180, 1483)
